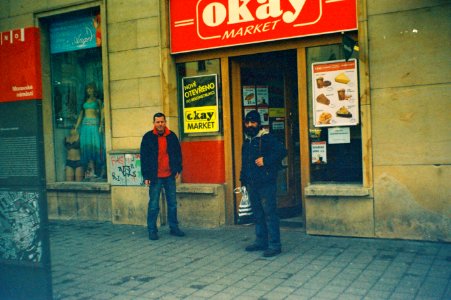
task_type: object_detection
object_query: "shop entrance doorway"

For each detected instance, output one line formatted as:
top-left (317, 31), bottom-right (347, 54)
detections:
top-left (231, 50), bottom-right (302, 225)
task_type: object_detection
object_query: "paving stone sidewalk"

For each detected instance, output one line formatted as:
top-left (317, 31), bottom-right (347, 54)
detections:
top-left (49, 221), bottom-right (451, 300)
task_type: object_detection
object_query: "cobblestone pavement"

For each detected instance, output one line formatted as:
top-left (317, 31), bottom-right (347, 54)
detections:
top-left (49, 221), bottom-right (451, 300)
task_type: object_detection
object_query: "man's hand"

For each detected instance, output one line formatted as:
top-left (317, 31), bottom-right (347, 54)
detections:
top-left (144, 179), bottom-right (150, 186)
top-left (255, 157), bottom-right (264, 167)
top-left (175, 172), bottom-right (180, 179)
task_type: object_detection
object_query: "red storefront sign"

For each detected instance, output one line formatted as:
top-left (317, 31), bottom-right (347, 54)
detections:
top-left (170, 0), bottom-right (357, 54)
top-left (0, 27), bottom-right (42, 102)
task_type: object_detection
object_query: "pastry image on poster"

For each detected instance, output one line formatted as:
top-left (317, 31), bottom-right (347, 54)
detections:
top-left (312, 59), bottom-right (359, 127)
top-left (242, 86), bottom-right (256, 106)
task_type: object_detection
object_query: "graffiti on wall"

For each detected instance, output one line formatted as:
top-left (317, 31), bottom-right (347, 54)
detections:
top-left (110, 153), bottom-right (143, 186)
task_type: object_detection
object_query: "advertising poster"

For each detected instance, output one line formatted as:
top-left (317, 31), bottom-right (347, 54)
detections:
top-left (256, 86), bottom-right (269, 106)
top-left (312, 59), bottom-right (359, 127)
top-left (0, 27), bottom-right (42, 102)
top-left (256, 86), bottom-right (269, 126)
top-left (50, 14), bottom-right (101, 54)
top-left (182, 74), bottom-right (219, 133)
top-left (311, 141), bottom-right (327, 164)
top-left (242, 86), bottom-right (256, 106)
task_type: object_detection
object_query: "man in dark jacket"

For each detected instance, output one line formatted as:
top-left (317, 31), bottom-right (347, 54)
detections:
top-left (240, 110), bottom-right (287, 257)
top-left (140, 112), bottom-right (184, 240)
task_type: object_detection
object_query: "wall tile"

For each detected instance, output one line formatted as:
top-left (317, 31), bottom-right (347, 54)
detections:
top-left (372, 84), bottom-right (451, 165)
top-left (112, 106), bottom-right (154, 138)
top-left (108, 21), bottom-right (137, 52)
top-left (77, 192), bottom-right (98, 220)
top-left (367, 0), bottom-right (449, 15)
top-left (305, 197), bottom-right (375, 237)
top-left (137, 17), bottom-right (160, 48)
top-left (374, 165), bottom-right (451, 241)
top-left (47, 191), bottom-right (59, 219)
top-left (139, 77), bottom-right (161, 107)
top-left (97, 193), bottom-right (112, 221)
top-left (369, 5), bottom-right (451, 89)
top-left (107, 0), bottom-right (159, 24)
top-left (9, 0), bottom-right (48, 16)
top-left (57, 192), bottom-right (77, 220)
top-left (110, 79), bottom-right (140, 109)
top-left (109, 47), bottom-right (160, 80)
top-left (111, 186), bottom-right (148, 225)
top-left (111, 136), bottom-right (144, 150)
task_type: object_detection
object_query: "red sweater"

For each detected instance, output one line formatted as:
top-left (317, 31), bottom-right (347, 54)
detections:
top-left (153, 127), bottom-right (172, 178)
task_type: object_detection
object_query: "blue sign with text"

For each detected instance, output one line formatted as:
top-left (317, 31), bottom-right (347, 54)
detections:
top-left (50, 15), bottom-right (98, 53)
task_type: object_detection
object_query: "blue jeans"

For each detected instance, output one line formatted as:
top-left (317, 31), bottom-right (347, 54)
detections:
top-left (247, 183), bottom-right (281, 250)
top-left (147, 176), bottom-right (179, 233)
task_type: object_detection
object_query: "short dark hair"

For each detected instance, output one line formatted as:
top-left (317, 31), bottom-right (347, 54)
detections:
top-left (153, 112), bottom-right (166, 122)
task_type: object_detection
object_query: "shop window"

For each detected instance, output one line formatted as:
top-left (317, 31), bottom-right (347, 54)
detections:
top-left (307, 44), bottom-right (362, 183)
top-left (47, 8), bottom-right (106, 182)
top-left (176, 59), bottom-right (222, 138)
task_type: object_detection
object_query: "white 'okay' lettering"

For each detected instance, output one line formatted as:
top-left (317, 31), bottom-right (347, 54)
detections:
top-left (202, 0), bottom-right (307, 27)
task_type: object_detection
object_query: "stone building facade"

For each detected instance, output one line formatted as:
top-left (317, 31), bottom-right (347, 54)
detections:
top-left (0, 0), bottom-right (449, 241)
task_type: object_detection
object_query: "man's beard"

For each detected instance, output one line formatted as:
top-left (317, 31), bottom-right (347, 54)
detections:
top-left (244, 126), bottom-right (259, 137)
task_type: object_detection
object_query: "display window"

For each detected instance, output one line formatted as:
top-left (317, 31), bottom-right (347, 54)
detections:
top-left (48, 8), bottom-right (106, 182)
top-left (306, 44), bottom-right (362, 183)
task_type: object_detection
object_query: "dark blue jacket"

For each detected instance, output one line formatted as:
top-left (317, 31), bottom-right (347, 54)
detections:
top-left (240, 130), bottom-right (287, 186)
top-left (140, 129), bottom-right (182, 181)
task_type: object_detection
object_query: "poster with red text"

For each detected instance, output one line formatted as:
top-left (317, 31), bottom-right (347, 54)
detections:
top-left (0, 27), bottom-right (42, 102)
top-left (312, 59), bottom-right (358, 127)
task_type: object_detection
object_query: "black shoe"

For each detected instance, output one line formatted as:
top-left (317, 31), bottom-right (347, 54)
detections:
top-left (245, 244), bottom-right (267, 252)
top-left (263, 248), bottom-right (281, 257)
top-left (170, 228), bottom-right (185, 237)
top-left (149, 231), bottom-right (159, 240)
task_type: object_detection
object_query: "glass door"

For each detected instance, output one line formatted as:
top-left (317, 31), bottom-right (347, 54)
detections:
top-left (232, 50), bottom-right (301, 220)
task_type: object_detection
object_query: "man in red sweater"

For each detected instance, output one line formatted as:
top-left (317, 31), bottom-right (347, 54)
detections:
top-left (140, 112), bottom-right (184, 240)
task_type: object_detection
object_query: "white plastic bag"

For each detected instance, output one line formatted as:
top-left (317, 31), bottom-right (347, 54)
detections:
top-left (234, 186), bottom-right (253, 217)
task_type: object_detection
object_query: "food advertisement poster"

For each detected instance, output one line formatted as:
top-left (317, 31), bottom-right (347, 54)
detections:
top-left (182, 74), bottom-right (219, 133)
top-left (242, 86), bottom-right (256, 106)
top-left (312, 59), bottom-right (358, 127)
top-left (256, 86), bottom-right (269, 106)
top-left (311, 141), bottom-right (327, 164)
top-left (256, 86), bottom-right (269, 126)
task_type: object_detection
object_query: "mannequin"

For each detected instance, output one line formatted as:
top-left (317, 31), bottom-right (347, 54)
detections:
top-left (74, 83), bottom-right (105, 178)
top-left (65, 129), bottom-right (84, 181)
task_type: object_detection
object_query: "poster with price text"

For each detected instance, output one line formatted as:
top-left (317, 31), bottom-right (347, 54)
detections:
top-left (312, 59), bottom-right (359, 127)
